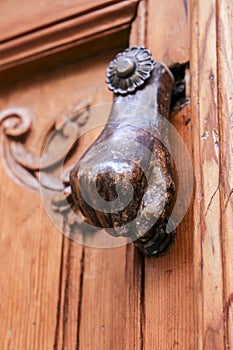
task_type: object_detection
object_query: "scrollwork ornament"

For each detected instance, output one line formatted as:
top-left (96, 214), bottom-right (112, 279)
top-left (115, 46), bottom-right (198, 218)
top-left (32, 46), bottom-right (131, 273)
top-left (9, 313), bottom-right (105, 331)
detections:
top-left (0, 107), bottom-right (32, 137)
top-left (0, 101), bottom-right (91, 194)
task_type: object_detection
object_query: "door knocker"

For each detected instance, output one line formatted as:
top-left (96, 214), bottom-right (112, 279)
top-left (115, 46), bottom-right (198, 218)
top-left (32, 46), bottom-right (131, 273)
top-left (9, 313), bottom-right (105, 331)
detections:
top-left (0, 46), bottom-right (193, 256)
top-left (70, 46), bottom-right (178, 256)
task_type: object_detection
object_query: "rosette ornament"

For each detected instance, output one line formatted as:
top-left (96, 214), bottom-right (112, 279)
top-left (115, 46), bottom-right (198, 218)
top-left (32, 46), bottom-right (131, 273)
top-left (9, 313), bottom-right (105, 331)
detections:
top-left (106, 46), bottom-right (155, 94)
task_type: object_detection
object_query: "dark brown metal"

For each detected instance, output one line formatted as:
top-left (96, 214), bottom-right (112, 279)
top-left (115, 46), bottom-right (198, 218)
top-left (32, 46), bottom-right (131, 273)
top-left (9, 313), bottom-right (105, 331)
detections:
top-left (106, 46), bottom-right (155, 95)
top-left (70, 48), bottom-right (176, 256)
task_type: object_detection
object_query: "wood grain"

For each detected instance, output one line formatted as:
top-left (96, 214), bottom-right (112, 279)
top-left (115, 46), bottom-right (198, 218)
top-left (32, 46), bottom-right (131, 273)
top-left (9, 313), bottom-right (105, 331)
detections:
top-left (54, 237), bottom-right (83, 349)
top-left (142, 1), bottom-right (194, 349)
top-left (0, 172), bottom-right (63, 349)
top-left (2, 0), bottom-right (233, 348)
top-left (0, 54), bottom-right (118, 349)
top-left (191, 0), bottom-right (229, 348)
top-left (0, 0), bottom-right (118, 42)
top-left (147, 0), bottom-right (189, 65)
top-left (0, 0), bottom-right (139, 71)
top-left (216, 0), bottom-right (233, 348)
top-left (124, 245), bottom-right (143, 350)
top-left (130, 0), bottom-right (147, 47)
top-left (143, 105), bottom-right (195, 350)
top-left (78, 247), bottom-right (129, 349)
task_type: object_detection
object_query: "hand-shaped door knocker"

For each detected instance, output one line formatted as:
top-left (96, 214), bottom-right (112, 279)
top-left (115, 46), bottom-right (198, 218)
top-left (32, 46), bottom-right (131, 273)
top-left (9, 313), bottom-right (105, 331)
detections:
top-left (70, 46), bottom-right (176, 256)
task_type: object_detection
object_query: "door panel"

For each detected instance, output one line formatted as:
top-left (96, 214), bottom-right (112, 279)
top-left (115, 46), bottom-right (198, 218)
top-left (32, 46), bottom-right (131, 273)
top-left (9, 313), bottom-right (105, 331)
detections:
top-left (1, 0), bottom-right (232, 349)
top-left (0, 52), bottom-right (119, 348)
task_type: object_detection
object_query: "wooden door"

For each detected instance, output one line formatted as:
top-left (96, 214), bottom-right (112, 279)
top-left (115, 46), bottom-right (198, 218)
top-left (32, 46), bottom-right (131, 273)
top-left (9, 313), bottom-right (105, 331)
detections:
top-left (0, 1), bottom-right (232, 349)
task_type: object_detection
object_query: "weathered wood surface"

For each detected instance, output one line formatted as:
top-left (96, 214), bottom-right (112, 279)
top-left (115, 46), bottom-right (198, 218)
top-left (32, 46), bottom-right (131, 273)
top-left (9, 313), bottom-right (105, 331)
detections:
top-left (0, 0), bottom-right (232, 349)
top-left (217, 1), bottom-right (233, 348)
top-left (144, 1), bottom-right (196, 349)
top-left (0, 55), bottom-right (118, 349)
top-left (147, 0), bottom-right (189, 65)
top-left (191, 0), bottom-right (224, 347)
top-left (191, 0), bottom-right (233, 348)
top-left (0, 185), bottom-right (62, 349)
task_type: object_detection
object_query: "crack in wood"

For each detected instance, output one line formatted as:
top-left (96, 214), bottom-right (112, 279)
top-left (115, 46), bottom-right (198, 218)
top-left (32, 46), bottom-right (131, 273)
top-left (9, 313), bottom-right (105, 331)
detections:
top-left (182, 0), bottom-right (188, 18)
top-left (224, 188), bottom-right (233, 212)
top-left (76, 247), bottom-right (85, 350)
top-left (53, 234), bottom-right (65, 350)
top-left (205, 185), bottom-right (219, 217)
top-left (140, 253), bottom-right (145, 350)
top-left (62, 235), bottom-right (72, 349)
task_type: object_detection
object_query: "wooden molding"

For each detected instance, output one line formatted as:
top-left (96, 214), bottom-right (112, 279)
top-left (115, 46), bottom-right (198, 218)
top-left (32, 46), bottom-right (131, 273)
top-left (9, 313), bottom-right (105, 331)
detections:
top-left (0, 0), bottom-right (139, 71)
top-left (0, 0), bottom-right (122, 42)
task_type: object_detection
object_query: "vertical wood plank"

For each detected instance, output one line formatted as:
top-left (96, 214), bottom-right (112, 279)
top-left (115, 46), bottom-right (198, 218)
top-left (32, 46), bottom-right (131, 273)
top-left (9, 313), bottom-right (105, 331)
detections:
top-left (217, 0), bottom-right (233, 348)
top-left (76, 245), bottom-right (143, 350)
top-left (124, 246), bottom-right (143, 350)
top-left (143, 105), bottom-right (196, 350)
top-left (79, 247), bottom-right (127, 350)
top-left (130, 0), bottom-right (147, 47)
top-left (145, 1), bottom-right (194, 348)
top-left (191, 0), bottom-right (225, 348)
top-left (147, 0), bottom-right (189, 65)
top-left (54, 238), bottom-right (83, 349)
top-left (0, 53), bottom-right (122, 350)
top-left (3, 0), bottom-right (233, 347)
top-left (0, 173), bottom-right (62, 349)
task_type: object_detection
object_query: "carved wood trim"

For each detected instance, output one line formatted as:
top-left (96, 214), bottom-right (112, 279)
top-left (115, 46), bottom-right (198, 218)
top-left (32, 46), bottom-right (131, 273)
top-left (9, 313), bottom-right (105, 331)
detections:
top-left (0, 101), bottom-right (95, 234)
top-left (0, 101), bottom-right (90, 193)
top-left (0, 0), bottom-right (139, 71)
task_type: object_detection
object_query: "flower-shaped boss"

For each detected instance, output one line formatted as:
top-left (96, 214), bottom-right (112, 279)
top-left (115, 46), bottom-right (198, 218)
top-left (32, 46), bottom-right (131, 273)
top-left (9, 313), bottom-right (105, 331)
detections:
top-left (106, 46), bottom-right (155, 95)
